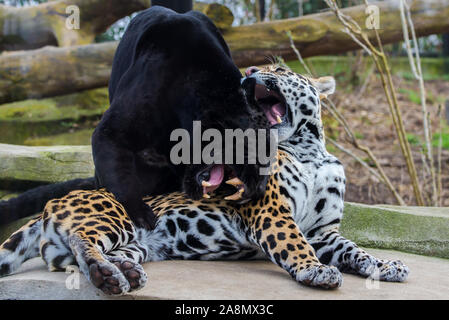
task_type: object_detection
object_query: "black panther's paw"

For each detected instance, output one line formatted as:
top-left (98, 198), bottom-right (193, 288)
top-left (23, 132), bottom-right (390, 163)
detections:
top-left (126, 202), bottom-right (158, 230)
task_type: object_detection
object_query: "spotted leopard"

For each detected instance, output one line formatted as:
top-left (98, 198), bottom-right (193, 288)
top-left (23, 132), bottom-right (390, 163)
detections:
top-left (0, 65), bottom-right (409, 295)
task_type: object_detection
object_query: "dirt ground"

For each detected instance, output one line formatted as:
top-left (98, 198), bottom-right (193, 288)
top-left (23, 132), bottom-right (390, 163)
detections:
top-left (327, 74), bottom-right (449, 206)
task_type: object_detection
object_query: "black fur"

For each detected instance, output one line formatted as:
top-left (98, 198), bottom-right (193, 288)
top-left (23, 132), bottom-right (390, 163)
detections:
top-left (93, 7), bottom-right (269, 228)
top-left (0, 7), bottom-right (269, 228)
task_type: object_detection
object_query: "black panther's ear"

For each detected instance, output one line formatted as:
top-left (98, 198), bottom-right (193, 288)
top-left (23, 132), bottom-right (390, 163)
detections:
top-left (310, 76), bottom-right (336, 100)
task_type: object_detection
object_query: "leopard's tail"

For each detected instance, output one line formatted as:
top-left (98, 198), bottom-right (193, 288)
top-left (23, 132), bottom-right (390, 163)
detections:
top-left (0, 177), bottom-right (95, 225)
top-left (0, 216), bottom-right (42, 277)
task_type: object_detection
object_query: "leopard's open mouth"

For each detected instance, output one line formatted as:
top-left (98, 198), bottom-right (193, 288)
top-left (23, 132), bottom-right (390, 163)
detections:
top-left (242, 75), bottom-right (290, 128)
top-left (197, 165), bottom-right (244, 200)
top-left (254, 83), bottom-right (287, 127)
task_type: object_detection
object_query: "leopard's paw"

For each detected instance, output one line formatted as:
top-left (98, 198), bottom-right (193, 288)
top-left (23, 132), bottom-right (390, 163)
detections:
top-left (370, 259), bottom-right (410, 282)
top-left (108, 257), bottom-right (148, 291)
top-left (297, 264), bottom-right (342, 289)
top-left (88, 261), bottom-right (130, 295)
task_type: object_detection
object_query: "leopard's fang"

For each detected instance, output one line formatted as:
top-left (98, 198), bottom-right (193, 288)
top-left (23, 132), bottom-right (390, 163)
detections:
top-left (202, 180), bottom-right (212, 187)
top-left (224, 187), bottom-right (244, 201)
top-left (225, 177), bottom-right (244, 186)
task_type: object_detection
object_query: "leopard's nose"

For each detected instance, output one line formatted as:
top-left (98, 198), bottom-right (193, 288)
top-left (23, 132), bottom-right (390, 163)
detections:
top-left (245, 66), bottom-right (259, 77)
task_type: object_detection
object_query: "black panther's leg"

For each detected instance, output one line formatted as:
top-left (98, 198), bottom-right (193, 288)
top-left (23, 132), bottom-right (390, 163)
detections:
top-left (92, 130), bottom-right (158, 229)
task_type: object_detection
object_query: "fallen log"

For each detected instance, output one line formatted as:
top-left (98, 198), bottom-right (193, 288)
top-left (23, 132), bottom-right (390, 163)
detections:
top-left (0, 0), bottom-right (151, 51)
top-left (0, 1), bottom-right (233, 51)
top-left (0, 42), bottom-right (117, 103)
top-left (0, 143), bottom-right (94, 190)
top-left (224, 0), bottom-right (449, 66)
top-left (1, 0), bottom-right (448, 103)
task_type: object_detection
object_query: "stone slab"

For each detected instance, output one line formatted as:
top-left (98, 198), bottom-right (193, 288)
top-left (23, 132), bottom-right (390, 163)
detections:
top-left (0, 248), bottom-right (448, 300)
top-left (341, 203), bottom-right (449, 259)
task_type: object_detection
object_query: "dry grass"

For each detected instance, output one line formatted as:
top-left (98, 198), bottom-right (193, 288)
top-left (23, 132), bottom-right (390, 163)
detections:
top-left (326, 74), bottom-right (449, 206)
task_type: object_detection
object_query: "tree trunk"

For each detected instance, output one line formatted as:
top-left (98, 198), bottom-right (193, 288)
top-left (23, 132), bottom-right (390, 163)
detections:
top-left (225, 0), bottom-right (449, 67)
top-left (0, 1), bottom-right (232, 52)
top-left (0, 42), bottom-right (117, 104)
top-left (442, 34), bottom-right (449, 57)
top-left (0, 0), bottom-right (151, 51)
top-left (259, 0), bottom-right (265, 22)
top-left (1, 0), bottom-right (449, 104)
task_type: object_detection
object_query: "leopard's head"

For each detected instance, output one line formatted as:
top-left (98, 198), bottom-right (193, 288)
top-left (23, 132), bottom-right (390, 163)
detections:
top-left (242, 64), bottom-right (335, 142)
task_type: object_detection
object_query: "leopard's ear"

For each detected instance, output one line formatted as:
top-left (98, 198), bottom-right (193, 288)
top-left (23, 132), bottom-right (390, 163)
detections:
top-left (310, 76), bottom-right (335, 100)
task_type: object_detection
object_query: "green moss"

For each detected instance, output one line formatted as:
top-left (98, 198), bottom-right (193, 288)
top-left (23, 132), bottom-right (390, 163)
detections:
top-left (24, 128), bottom-right (94, 146)
top-left (0, 100), bottom-right (58, 121)
top-left (0, 88), bottom-right (109, 122)
top-left (0, 88), bottom-right (108, 145)
top-left (54, 88), bottom-right (109, 110)
top-left (341, 203), bottom-right (449, 258)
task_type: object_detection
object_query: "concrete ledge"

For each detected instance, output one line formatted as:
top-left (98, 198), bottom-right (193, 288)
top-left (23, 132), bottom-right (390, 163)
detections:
top-left (341, 203), bottom-right (449, 259)
top-left (0, 248), bottom-right (448, 300)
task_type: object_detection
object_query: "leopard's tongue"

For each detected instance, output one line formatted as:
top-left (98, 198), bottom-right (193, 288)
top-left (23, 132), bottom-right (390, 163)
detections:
top-left (263, 102), bottom-right (286, 125)
top-left (203, 164), bottom-right (225, 194)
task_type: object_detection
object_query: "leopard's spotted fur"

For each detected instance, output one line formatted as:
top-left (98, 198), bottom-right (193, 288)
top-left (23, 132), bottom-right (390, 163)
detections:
top-left (0, 65), bottom-right (409, 295)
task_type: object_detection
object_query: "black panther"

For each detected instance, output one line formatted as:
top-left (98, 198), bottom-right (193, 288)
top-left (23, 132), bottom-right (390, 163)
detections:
top-left (0, 6), bottom-right (269, 228)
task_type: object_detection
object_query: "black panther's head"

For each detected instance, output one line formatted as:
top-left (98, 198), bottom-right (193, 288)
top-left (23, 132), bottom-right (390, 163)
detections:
top-left (181, 67), bottom-right (271, 203)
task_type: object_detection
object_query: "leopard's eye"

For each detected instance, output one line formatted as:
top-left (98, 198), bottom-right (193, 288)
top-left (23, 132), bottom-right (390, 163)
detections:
top-left (275, 67), bottom-right (285, 73)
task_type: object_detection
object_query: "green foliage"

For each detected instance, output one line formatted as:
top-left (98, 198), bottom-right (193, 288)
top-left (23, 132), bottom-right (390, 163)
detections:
top-left (404, 130), bottom-right (449, 151)
top-left (96, 15), bottom-right (137, 43)
top-left (396, 87), bottom-right (444, 106)
top-left (209, 0), bottom-right (356, 25)
top-left (285, 56), bottom-right (449, 84)
top-left (433, 124), bottom-right (449, 150)
top-left (433, 133), bottom-right (449, 150)
top-left (399, 88), bottom-right (421, 105)
top-left (361, 157), bottom-right (376, 168)
top-left (406, 133), bottom-right (422, 147)
top-left (273, 0), bottom-right (300, 19)
top-left (325, 143), bottom-right (337, 154)
top-left (354, 132), bottom-right (365, 140)
top-left (24, 128), bottom-right (94, 146)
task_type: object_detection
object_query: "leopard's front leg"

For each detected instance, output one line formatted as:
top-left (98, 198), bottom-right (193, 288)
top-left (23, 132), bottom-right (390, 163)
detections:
top-left (305, 165), bottom-right (409, 282)
top-left (241, 196), bottom-right (342, 289)
top-left (308, 229), bottom-right (409, 282)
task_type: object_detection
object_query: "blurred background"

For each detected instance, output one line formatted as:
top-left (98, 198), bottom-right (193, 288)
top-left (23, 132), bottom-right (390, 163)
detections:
top-left (0, 0), bottom-right (448, 207)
